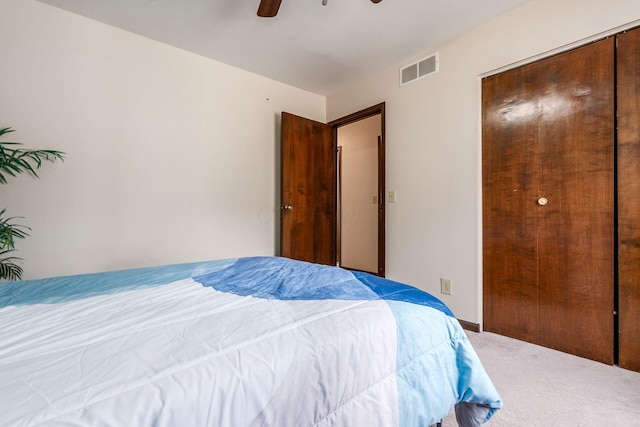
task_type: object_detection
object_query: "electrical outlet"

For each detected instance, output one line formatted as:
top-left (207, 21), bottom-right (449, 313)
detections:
top-left (440, 278), bottom-right (452, 295)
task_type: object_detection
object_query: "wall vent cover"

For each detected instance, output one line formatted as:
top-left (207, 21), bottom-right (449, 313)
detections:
top-left (400, 52), bottom-right (439, 86)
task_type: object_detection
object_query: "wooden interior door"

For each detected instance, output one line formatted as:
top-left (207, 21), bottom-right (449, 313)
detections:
top-left (280, 112), bottom-right (335, 265)
top-left (617, 27), bottom-right (640, 372)
top-left (483, 38), bottom-right (615, 364)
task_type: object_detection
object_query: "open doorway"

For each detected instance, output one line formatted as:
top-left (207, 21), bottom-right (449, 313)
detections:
top-left (330, 103), bottom-right (385, 277)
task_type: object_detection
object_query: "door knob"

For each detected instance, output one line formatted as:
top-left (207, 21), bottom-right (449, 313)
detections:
top-left (537, 197), bottom-right (548, 206)
top-left (282, 205), bottom-right (293, 211)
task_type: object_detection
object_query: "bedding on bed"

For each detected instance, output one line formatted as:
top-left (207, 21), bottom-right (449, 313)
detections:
top-left (0, 256), bottom-right (501, 426)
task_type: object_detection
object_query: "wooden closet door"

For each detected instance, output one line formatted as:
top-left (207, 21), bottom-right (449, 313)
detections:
top-left (483, 38), bottom-right (615, 364)
top-left (618, 27), bottom-right (640, 372)
top-left (482, 66), bottom-right (539, 344)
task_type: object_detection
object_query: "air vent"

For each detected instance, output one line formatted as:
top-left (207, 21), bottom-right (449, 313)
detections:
top-left (401, 63), bottom-right (418, 85)
top-left (400, 52), bottom-right (439, 86)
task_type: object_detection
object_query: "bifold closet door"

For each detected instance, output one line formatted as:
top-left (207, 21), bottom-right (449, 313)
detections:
top-left (617, 27), bottom-right (640, 372)
top-left (483, 38), bottom-right (615, 364)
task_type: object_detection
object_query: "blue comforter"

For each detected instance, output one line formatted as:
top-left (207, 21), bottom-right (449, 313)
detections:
top-left (0, 256), bottom-right (501, 426)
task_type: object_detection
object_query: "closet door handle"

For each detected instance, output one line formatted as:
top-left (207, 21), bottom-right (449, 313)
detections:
top-left (537, 197), bottom-right (548, 206)
top-left (282, 205), bottom-right (293, 211)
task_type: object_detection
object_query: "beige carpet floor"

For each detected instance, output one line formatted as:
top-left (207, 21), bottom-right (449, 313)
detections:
top-left (441, 331), bottom-right (640, 426)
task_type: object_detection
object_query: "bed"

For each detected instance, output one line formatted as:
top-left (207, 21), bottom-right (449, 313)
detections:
top-left (0, 256), bottom-right (501, 426)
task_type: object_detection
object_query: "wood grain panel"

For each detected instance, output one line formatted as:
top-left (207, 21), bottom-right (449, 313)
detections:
top-left (535, 39), bottom-right (614, 364)
top-left (617, 27), bottom-right (640, 372)
top-left (281, 112), bottom-right (335, 266)
top-left (483, 39), bottom-right (614, 364)
top-left (482, 67), bottom-right (539, 344)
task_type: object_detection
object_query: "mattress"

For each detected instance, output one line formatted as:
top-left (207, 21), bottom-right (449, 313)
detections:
top-left (0, 256), bottom-right (501, 426)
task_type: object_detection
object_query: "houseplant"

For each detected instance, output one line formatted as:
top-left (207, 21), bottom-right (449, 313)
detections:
top-left (0, 127), bottom-right (64, 280)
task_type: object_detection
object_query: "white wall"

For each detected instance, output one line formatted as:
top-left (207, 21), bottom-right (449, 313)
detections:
top-left (327, 0), bottom-right (640, 324)
top-left (5, 0), bottom-right (640, 325)
top-left (0, 0), bottom-right (325, 279)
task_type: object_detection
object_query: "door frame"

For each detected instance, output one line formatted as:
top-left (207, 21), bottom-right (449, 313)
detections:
top-left (329, 102), bottom-right (386, 277)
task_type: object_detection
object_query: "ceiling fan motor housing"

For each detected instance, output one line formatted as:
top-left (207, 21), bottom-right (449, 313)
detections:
top-left (258, 0), bottom-right (382, 17)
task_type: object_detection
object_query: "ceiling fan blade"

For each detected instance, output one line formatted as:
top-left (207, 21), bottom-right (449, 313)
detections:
top-left (257, 0), bottom-right (282, 17)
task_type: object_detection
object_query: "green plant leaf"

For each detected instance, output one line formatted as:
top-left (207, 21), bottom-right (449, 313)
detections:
top-left (0, 127), bottom-right (15, 137)
top-left (0, 127), bottom-right (65, 184)
top-left (0, 127), bottom-right (64, 280)
top-left (0, 249), bottom-right (24, 281)
top-left (0, 208), bottom-right (30, 250)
